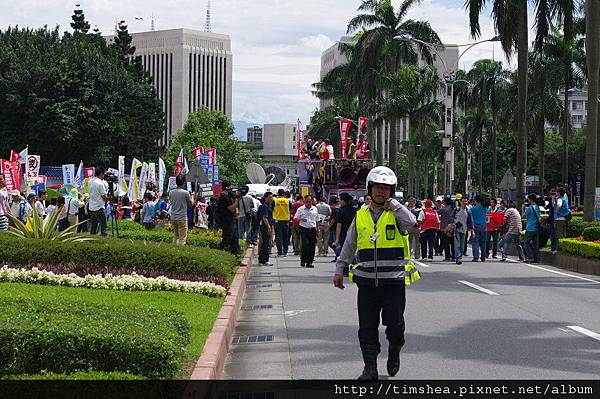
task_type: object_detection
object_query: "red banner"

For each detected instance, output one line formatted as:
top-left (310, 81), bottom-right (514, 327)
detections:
top-left (358, 117), bottom-right (369, 136)
top-left (297, 120), bottom-right (305, 160)
top-left (206, 148), bottom-right (217, 164)
top-left (84, 167), bottom-right (95, 179)
top-left (339, 119), bottom-right (352, 160)
top-left (9, 151), bottom-right (22, 191)
top-left (193, 147), bottom-right (204, 160)
top-left (1, 159), bottom-right (15, 191)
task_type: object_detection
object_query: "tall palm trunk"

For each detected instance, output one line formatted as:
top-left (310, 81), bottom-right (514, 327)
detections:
top-left (516, 0), bottom-right (529, 211)
top-left (367, 113), bottom-right (376, 163)
top-left (407, 144), bottom-right (415, 196)
top-left (536, 117), bottom-right (545, 194)
top-left (562, 89), bottom-right (570, 184)
top-left (424, 159), bottom-right (430, 198)
top-left (389, 119), bottom-right (398, 170)
top-left (585, 0), bottom-right (600, 221)
top-left (377, 120), bottom-right (385, 165)
top-left (478, 127), bottom-right (484, 192)
top-left (415, 159), bottom-right (421, 198)
top-left (491, 113), bottom-right (498, 197)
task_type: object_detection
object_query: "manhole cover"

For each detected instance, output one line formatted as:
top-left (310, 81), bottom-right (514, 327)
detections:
top-left (232, 335), bottom-right (274, 344)
top-left (241, 304), bottom-right (273, 311)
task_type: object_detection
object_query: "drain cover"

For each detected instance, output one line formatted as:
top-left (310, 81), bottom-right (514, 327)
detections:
top-left (241, 304), bottom-right (273, 311)
top-left (246, 284), bottom-right (273, 289)
top-left (232, 335), bottom-right (274, 344)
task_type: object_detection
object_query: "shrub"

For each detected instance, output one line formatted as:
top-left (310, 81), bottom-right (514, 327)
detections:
top-left (558, 239), bottom-right (600, 259)
top-left (0, 298), bottom-right (190, 378)
top-left (116, 229), bottom-right (223, 249)
top-left (0, 235), bottom-right (237, 280)
top-left (582, 227), bottom-right (600, 242)
top-left (566, 220), bottom-right (600, 238)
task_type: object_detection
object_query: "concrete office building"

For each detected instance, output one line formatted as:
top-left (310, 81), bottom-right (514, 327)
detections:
top-left (319, 36), bottom-right (458, 160)
top-left (247, 126), bottom-right (263, 145)
top-left (258, 123), bottom-right (299, 178)
top-left (545, 86), bottom-right (589, 131)
top-left (105, 28), bottom-right (233, 147)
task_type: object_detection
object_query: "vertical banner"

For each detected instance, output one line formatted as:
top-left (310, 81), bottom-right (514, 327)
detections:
top-left (27, 155), bottom-right (40, 177)
top-left (212, 165), bottom-right (220, 185)
top-left (128, 158), bottom-right (142, 201)
top-left (193, 147), bottom-right (205, 160)
top-left (149, 162), bottom-right (157, 184)
top-left (206, 148), bottom-right (217, 164)
top-left (158, 158), bottom-right (166, 195)
top-left (297, 120), bottom-right (305, 160)
top-left (9, 151), bottom-right (22, 191)
top-left (358, 117), bottom-right (369, 136)
top-left (0, 159), bottom-right (15, 191)
top-left (595, 187), bottom-right (600, 222)
top-left (84, 167), bottom-right (95, 179)
top-left (175, 149), bottom-right (185, 176)
top-left (62, 164), bottom-right (75, 185)
top-left (139, 162), bottom-right (149, 196)
top-left (183, 156), bottom-right (192, 192)
top-left (75, 161), bottom-right (84, 192)
top-left (339, 119), bottom-right (352, 160)
top-left (118, 156), bottom-right (127, 196)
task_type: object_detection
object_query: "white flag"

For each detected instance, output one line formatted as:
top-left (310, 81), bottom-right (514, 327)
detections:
top-left (148, 162), bottom-right (157, 185)
top-left (127, 158), bottom-right (142, 201)
top-left (19, 147), bottom-right (28, 165)
top-left (75, 161), bottom-right (84, 192)
top-left (183, 156), bottom-right (192, 192)
top-left (62, 164), bottom-right (75, 185)
top-left (139, 162), bottom-right (149, 198)
top-left (118, 156), bottom-right (127, 196)
top-left (158, 158), bottom-right (166, 195)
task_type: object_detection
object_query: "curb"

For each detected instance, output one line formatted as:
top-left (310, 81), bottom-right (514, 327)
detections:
top-left (190, 246), bottom-right (255, 380)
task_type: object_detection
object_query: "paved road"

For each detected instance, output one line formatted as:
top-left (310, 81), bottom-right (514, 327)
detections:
top-left (223, 250), bottom-right (600, 379)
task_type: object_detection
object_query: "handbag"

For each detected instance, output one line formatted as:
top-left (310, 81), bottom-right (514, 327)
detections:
top-left (444, 223), bottom-right (455, 237)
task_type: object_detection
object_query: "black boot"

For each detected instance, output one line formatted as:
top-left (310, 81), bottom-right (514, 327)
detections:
top-left (357, 344), bottom-right (379, 381)
top-left (387, 343), bottom-right (401, 376)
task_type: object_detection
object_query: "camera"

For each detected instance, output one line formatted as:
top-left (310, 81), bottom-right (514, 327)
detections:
top-left (105, 172), bottom-right (118, 184)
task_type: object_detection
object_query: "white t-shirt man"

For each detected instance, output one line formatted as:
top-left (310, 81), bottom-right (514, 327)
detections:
top-left (34, 199), bottom-right (46, 217)
top-left (326, 144), bottom-right (335, 160)
top-left (88, 177), bottom-right (108, 212)
top-left (294, 205), bottom-right (319, 229)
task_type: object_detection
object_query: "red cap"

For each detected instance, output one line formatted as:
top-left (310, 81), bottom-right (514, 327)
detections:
top-left (424, 199), bottom-right (433, 207)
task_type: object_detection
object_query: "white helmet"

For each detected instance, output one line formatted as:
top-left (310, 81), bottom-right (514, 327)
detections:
top-left (366, 166), bottom-right (397, 196)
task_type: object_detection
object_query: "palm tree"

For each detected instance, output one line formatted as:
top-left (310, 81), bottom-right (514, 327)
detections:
top-left (347, 0), bottom-right (441, 171)
top-left (585, 0), bottom-right (600, 221)
top-left (466, 0), bottom-right (557, 208)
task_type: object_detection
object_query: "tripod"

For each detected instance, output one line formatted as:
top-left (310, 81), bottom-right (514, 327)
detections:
top-left (107, 181), bottom-right (120, 237)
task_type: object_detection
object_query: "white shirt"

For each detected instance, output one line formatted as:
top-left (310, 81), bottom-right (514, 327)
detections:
top-left (34, 200), bottom-right (46, 217)
top-left (59, 197), bottom-right (85, 220)
top-left (0, 188), bottom-right (9, 216)
top-left (294, 205), bottom-right (319, 229)
top-left (88, 177), bottom-right (108, 212)
top-left (555, 198), bottom-right (566, 221)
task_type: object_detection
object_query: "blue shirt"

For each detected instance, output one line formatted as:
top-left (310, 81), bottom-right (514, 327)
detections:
top-left (524, 204), bottom-right (540, 232)
top-left (258, 203), bottom-right (274, 228)
top-left (470, 205), bottom-right (487, 229)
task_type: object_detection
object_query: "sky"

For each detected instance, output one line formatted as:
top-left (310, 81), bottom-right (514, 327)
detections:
top-left (0, 0), bottom-right (520, 129)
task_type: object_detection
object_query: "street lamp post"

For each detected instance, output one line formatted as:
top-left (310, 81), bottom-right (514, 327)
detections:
top-left (394, 34), bottom-right (499, 195)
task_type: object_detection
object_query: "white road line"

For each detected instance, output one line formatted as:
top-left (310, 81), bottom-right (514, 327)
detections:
top-left (413, 260), bottom-right (430, 268)
top-left (558, 328), bottom-right (570, 333)
top-left (458, 280), bottom-right (500, 296)
top-left (504, 258), bottom-right (600, 284)
top-left (566, 326), bottom-right (600, 342)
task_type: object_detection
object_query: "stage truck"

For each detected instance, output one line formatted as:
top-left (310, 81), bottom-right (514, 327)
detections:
top-left (297, 159), bottom-right (374, 201)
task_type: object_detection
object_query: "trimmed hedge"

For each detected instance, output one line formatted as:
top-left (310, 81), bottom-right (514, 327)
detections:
top-left (0, 298), bottom-right (190, 378)
top-left (558, 239), bottom-right (600, 259)
top-left (116, 229), bottom-right (223, 249)
top-left (566, 220), bottom-right (600, 238)
top-left (582, 227), bottom-right (600, 242)
top-left (0, 235), bottom-right (238, 280)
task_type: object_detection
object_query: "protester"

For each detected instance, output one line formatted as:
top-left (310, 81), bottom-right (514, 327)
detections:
top-left (438, 197), bottom-right (456, 261)
top-left (418, 199), bottom-right (440, 260)
top-left (58, 189), bottom-right (85, 231)
top-left (195, 195), bottom-right (209, 229)
top-left (500, 201), bottom-right (525, 261)
top-left (347, 136), bottom-right (357, 159)
top-left (45, 197), bottom-right (58, 219)
top-left (355, 135), bottom-right (370, 159)
top-left (88, 166), bottom-right (108, 236)
top-left (34, 190), bottom-right (47, 217)
top-left (207, 196), bottom-right (218, 230)
top-left (155, 193), bottom-right (170, 221)
top-left (553, 186), bottom-right (570, 241)
top-left (237, 186), bottom-right (255, 246)
top-left (141, 192), bottom-right (157, 230)
top-left (258, 192), bottom-right (275, 266)
top-left (9, 190), bottom-right (32, 223)
top-left (169, 175), bottom-right (193, 245)
top-left (248, 192), bottom-right (261, 245)
top-left (325, 139), bottom-right (335, 160)
top-left (453, 198), bottom-right (469, 265)
top-left (0, 175), bottom-right (9, 231)
top-left (77, 194), bottom-right (90, 232)
top-left (470, 195), bottom-right (488, 262)
top-left (120, 197), bottom-right (133, 220)
top-left (291, 194), bottom-right (305, 255)
top-left (333, 192), bottom-right (357, 261)
top-left (486, 198), bottom-right (504, 259)
top-left (523, 194), bottom-right (541, 263)
top-left (273, 189), bottom-right (291, 256)
top-left (316, 197), bottom-right (331, 256)
top-left (216, 181), bottom-right (239, 254)
top-left (294, 194), bottom-right (319, 268)
top-left (433, 197), bottom-right (443, 256)
top-left (546, 190), bottom-right (558, 254)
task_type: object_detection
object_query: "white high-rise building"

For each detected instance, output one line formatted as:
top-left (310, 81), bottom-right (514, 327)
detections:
top-left (106, 28), bottom-right (233, 147)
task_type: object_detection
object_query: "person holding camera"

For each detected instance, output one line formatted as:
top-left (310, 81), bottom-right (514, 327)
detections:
top-left (169, 175), bottom-right (194, 245)
top-left (237, 185), bottom-right (255, 246)
top-left (217, 181), bottom-right (240, 254)
top-left (523, 194), bottom-right (542, 263)
top-left (88, 166), bottom-right (109, 236)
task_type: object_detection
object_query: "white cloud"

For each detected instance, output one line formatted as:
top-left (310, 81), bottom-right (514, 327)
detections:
top-left (0, 0), bottom-right (540, 125)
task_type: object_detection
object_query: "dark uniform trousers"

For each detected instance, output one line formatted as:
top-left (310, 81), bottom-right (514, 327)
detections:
top-left (357, 283), bottom-right (406, 352)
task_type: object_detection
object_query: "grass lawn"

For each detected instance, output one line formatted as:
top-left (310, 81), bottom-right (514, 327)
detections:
top-left (0, 282), bottom-right (224, 379)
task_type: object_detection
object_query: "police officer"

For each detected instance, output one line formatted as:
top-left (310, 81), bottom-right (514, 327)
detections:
top-left (333, 166), bottom-right (420, 381)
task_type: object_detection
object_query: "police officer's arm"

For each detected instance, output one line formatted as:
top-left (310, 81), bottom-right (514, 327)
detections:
top-left (387, 199), bottom-right (417, 229)
top-left (334, 218), bottom-right (357, 276)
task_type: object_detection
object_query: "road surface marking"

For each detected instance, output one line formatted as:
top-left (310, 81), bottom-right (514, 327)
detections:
top-left (505, 259), bottom-right (600, 284)
top-left (566, 326), bottom-right (600, 342)
top-left (413, 260), bottom-right (430, 268)
top-left (558, 328), bottom-right (570, 333)
top-left (284, 309), bottom-right (314, 317)
top-left (458, 280), bottom-right (500, 296)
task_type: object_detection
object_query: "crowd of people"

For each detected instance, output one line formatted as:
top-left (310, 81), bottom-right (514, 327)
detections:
top-left (301, 135), bottom-right (370, 160)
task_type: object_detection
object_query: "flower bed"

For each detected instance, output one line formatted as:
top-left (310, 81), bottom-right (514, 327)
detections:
top-left (0, 297), bottom-right (190, 378)
top-left (558, 238), bottom-right (600, 259)
top-left (0, 266), bottom-right (226, 297)
top-left (0, 234), bottom-right (238, 282)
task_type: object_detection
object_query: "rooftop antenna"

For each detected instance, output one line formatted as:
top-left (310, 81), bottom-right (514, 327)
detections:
top-left (205, 0), bottom-right (211, 32)
top-left (151, 12), bottom-right (155, 31)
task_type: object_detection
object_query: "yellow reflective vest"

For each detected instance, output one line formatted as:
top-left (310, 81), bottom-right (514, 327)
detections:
top-left (349, 206), bottom-right (421, 286)
top-left (273, 197), bottom-right (290, 221)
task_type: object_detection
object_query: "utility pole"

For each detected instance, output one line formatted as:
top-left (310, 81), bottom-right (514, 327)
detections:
top-left (205, 0), bottom-right (211, 32)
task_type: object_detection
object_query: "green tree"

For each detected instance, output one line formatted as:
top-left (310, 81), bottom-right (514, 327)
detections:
top-left (585, 0), bottom-right (600, 220)
top-left (165, 108), bottom-right (262, 185)
top-left (70, 6), bottom-right (90, 34)
top-left (114, 21), bottom-right (136, 57)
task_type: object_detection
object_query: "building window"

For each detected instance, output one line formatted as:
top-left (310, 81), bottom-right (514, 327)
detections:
top-left (572, 101), bottom-right (579, 111)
